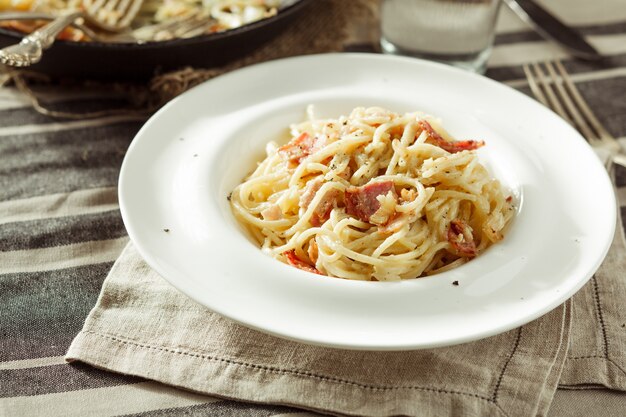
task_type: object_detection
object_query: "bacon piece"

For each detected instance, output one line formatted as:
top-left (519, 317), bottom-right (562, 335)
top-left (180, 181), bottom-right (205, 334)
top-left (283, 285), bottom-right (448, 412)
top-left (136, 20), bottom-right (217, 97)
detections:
top-left (418, 120), bottom-right (484, 153)
top-left (299, 178), bottom-right (338, 226)
top-left (447, 219), bottom-right (477, 258)
top-left (345, 181), bottom-right (396, 223)
top-left (283, 250), bottom-right (323, 275)
top-left (278, 132), bottom-right (321, 163)
top-left (308, 238), bottom-right (319, 264)
top-left (261, 204), bottom-right (282, 221)
top-left (311, 189), bottom-right (339, 226)
top-left (300, 178), bottom-right (323, 211)
top-left (378, 212), bottom-right (405, 235)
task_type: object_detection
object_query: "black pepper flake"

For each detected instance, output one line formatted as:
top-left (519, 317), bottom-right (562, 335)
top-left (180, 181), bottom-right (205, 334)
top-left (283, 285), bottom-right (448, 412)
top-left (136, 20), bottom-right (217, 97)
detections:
top-left (193, 154), bottom-right (198, 157)
top-left (226, 193), bottom-right (232, 201)
top-left (452, 281), bottom-right (459, 286)
top-left (622, 323), bottom-right (625, 328)
top-left (163, 228), bottom-right (170, 233)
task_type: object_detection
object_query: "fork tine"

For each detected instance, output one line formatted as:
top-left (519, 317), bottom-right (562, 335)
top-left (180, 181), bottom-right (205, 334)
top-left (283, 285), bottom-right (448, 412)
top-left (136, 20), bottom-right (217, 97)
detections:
top-left (529, 63), bottom-right (572, 125)
top-left (554, 60), bottom-right (615, 142)
top-left (172, 19), bottom-right (202, 37)
top-left (158, 15), bottom-right (211, 40)
top-left (543, 61), bottom-right (597, 142)
top-left (83, 0), bottom-right (143, 32)
top-left (115, 0), bottom-right (131, 15)
top-left (119, 0), bottom-right (143, 28)
top-left (153, 14), bottom-right (196, 37)
top-left (85, 0), bottom-right (107, 14)
top-left (174, 18), bottom-right (215, 38)
top-left (179, 24), bottom-right (213, 38)
top-left (101, 0), bottom-right (123, 27)
top-left (522, 64), bottom-right (548, 107)
top-left (114, 0), bottom-right (133, 28)
top-left (102, 0), bottom-right (120, 11)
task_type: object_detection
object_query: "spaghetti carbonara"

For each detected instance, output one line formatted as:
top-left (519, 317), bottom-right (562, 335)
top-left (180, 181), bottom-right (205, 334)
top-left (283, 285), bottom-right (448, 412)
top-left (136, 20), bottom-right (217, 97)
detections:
top-left (230, 106), bottom-right (514, 281)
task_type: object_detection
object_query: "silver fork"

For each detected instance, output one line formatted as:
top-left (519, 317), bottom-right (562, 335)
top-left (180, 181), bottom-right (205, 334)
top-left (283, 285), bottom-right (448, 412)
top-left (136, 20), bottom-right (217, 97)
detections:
top-left (0, 11), bottom-right (83, 66)
top-left (523, 60), bottom-right (626, 169)
top-left (0, 0), bottom-right (143, 67)
top-left (0, 11), bottom-right (218, 46)
top-left (131, 14), bottom-right (218, 41)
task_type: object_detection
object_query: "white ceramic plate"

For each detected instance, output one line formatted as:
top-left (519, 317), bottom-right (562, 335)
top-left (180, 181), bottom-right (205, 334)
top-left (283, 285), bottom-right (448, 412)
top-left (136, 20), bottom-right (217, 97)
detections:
top-left (119, 53), bottom-right (615, 350)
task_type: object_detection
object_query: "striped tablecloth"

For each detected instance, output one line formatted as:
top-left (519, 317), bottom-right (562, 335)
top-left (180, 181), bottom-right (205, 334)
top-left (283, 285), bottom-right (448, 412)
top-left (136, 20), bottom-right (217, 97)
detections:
top-left (2, 0), bottom-right (626, 415)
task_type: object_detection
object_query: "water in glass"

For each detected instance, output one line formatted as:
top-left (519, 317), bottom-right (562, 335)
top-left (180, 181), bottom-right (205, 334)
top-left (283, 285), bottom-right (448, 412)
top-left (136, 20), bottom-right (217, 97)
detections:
top-left (380, 0), bottom-right (502, 73)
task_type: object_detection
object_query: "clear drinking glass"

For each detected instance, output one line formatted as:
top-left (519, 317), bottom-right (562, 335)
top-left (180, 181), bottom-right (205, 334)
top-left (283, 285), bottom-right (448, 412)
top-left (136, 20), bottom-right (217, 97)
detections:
top-left (380, 0), bottom-right (502, 73)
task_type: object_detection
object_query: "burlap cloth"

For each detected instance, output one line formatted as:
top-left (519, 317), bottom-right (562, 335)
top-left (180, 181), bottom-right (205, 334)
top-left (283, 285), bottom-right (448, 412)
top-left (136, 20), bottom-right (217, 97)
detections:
top-left (64, 1), bottom-right (626, 416)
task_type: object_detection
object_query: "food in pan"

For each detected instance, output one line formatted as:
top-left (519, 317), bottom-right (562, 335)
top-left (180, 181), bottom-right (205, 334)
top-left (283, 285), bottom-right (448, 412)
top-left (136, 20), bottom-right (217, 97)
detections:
top-left (0, 0), bottom-right (280, 41)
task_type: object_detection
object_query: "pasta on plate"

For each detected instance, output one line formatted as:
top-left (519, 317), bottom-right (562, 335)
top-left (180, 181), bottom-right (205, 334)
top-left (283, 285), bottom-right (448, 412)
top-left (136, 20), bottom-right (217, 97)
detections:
top-left (230, 106), bottom-right (515, 281)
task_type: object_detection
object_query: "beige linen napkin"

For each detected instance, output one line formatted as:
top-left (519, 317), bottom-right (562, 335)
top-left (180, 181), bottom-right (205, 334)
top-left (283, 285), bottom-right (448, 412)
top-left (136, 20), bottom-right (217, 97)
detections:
top-left (560, 227), bottom-right (626, 390)
top-left (67, 242), bottom-right (571, 417)
top-left (65, 224), bottom-right (626, 417)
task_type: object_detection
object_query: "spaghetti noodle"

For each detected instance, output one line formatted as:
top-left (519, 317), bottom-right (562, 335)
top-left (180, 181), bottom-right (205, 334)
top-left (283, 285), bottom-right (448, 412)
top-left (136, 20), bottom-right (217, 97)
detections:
top-left (230, 106), bottom-right (514, 281)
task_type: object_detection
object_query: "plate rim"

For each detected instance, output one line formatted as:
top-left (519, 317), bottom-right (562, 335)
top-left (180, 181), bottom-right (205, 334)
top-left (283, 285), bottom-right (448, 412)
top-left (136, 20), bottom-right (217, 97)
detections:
top-left (119, 53), bottom-right (617, 350)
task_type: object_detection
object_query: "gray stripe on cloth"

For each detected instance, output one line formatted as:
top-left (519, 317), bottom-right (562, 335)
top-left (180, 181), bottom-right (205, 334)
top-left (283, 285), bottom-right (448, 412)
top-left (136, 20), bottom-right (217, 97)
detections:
top-left (548, 389), bottom-right (626, 417)
top-left (0, 187), bottom-right (118, 226)
top-left (120, 399), bottom-right (301, 417)
top-left (0, 237), bottom-right (127, 274)
top-left (488, 54), bottom-right (626, 82)
top-left (0, 263), bottom-right (113, 361)
top-left (617, 187), bottom-right (626, 206)
top-left (0, 122), bottom-right (140, 201)
top-left (0, 115), bottom-right (145, 138)
top-left (0, 209), bottom-right (125, 251)
top-left (0, 381), bottom-right (219, 417)
top-left (504, 68), bottom-right (626, 90)
top-left (616, 165), bottom-right (626, 188)
top-left (494, 20), bottom-right (626, 46)
top-left (0, 99), bottom-right (139, 127)
top-left (489, 33), bottom-right (626, 67)
top-left (0, 363), bottom-right (144, 398)
top-left (0, 87), bottom-right (133, 111)
top-left (0, 356), bottom-right (66, 370)
top-left (567, 78), bottom-right (626, 139)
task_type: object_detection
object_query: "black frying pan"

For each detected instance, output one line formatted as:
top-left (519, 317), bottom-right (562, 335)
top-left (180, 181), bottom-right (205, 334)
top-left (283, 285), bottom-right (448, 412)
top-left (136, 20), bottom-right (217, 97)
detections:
top-left (0, 0), bottom-right (311, 80)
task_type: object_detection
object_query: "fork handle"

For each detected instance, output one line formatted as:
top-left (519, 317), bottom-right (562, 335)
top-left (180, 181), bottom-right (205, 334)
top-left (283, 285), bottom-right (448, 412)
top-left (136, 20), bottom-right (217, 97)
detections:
top-left (0, 11), bottom-right (82, 66)
top-left (22, 11), bottom-right (83, 49)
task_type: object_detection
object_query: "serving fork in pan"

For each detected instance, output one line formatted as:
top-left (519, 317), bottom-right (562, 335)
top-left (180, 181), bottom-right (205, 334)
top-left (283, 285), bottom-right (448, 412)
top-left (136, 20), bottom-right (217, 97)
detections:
top-left (0, 0), bottom-right (144, 67)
